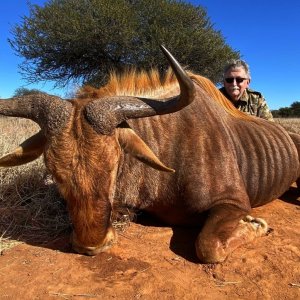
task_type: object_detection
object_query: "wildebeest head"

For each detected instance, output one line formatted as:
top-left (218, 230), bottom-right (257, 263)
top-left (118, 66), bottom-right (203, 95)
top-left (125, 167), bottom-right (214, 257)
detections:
top-left (0, 46), bottom-right (195, 255)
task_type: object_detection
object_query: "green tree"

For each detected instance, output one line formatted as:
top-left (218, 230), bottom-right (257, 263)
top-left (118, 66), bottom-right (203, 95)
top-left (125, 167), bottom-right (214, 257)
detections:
top-left (9, 0), bottom-right (240, 87)
top-left (271, 110), bottom-right (279, 118)
top-left (290, 101), bottom-right (300, 117)
top-left (272, 101), bottom-right (300, 118)
top-left (13, 87), bottom-right (44, 97)
top-left (278, 107), bottom-right (292, 118)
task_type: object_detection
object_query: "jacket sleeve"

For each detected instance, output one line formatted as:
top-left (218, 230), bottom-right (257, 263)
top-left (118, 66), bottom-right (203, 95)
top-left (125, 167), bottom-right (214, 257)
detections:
top-left (257, 95), bottom-right (274, 121)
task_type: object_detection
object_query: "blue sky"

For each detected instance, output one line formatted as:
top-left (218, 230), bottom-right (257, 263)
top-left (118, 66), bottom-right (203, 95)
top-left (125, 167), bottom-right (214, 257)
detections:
top-left (1, 1), bottom-right (300, 109)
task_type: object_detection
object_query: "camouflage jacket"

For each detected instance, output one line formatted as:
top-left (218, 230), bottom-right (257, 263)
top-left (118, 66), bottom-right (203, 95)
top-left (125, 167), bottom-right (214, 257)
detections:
top-left (219, 87), bottom-right (274, 121)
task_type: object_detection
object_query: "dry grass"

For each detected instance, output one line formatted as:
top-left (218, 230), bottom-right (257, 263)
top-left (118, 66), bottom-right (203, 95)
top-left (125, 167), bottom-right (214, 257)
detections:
top-left (0, 117), bottom-right (70, 252)
top-left (274, 118), bottom-right (300, 134)
top-left (0, 117), bottom-right (300, 252)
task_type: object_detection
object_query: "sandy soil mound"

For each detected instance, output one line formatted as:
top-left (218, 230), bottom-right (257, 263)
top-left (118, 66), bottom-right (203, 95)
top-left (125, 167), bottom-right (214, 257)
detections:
top-left (0, 188), bottom-right (299, 299)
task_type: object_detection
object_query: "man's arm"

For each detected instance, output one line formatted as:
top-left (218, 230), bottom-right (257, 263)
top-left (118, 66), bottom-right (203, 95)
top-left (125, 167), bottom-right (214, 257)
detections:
top-left (257, 96), bottom-right (274, 121)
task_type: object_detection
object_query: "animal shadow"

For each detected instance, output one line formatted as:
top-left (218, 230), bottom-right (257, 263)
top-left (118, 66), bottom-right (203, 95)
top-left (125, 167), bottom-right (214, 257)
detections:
top-left (169, 226), bottom-right (201, 263)
top-left (279, 185), bottom-right (300, 206)
top-left (135, 211), bottom-right (202, 263)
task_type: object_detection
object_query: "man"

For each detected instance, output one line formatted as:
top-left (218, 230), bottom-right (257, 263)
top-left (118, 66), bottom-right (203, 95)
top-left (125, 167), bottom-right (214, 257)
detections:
top-left (219, 59), bottom-right (274, 121)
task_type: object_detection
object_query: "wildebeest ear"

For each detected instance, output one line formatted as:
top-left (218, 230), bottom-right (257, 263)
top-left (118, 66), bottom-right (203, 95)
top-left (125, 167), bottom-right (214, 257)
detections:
top-left (0, 131), bottom-right (46, 167)
top-left (116, 128), bottom-right (175, 173)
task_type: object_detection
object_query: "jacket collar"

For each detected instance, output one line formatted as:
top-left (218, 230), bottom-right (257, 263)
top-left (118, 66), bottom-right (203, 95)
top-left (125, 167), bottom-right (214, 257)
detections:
top-left (239, 89), bottom-right (249, 104)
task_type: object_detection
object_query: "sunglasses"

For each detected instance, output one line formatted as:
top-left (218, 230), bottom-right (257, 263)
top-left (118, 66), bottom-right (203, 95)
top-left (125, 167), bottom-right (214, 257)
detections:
top-left (225, 77), bottom-right (248, 83)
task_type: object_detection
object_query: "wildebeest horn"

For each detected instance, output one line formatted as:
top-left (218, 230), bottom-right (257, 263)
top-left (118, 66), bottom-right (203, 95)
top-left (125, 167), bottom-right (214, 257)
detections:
top-left (0, 94), bottom-right (72, 135)
top-left (84, 45), bottom-right (195, 134)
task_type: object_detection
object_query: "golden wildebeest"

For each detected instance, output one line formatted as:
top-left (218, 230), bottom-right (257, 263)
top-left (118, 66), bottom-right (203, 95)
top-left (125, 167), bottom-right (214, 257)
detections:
top-left (0, 46), bottom-right (299, 263)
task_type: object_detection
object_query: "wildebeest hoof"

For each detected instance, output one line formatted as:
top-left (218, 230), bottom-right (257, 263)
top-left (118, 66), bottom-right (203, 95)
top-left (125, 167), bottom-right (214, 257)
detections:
top-left (195, 215), bottom-right (269, 264)
top-left (240, 215), bottom-right (268, 236)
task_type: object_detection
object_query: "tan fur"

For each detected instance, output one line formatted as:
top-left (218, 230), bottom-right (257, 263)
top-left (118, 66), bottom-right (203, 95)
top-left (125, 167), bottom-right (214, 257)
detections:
top-left (117, 128), bottom-right (175, 172)
top-left (2, 66), bottom-right (299, 262)
top-left (44, 102), bottom-right (120, 248)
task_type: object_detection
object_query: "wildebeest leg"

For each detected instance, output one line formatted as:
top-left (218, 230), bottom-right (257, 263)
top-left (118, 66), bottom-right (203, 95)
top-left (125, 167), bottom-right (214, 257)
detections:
top-left (195, 204), bottom-right (268, 263)
top-left (288, 132), bottom-right (300, 190)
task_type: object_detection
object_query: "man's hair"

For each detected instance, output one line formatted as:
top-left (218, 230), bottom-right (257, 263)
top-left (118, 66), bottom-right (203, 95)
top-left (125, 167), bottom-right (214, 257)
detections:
top-left (223, 59), bottom-right (251, 79)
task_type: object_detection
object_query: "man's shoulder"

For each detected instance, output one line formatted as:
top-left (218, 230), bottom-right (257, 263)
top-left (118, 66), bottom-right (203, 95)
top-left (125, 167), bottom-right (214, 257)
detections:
top-left (247, 88), bottom-right (263, 98)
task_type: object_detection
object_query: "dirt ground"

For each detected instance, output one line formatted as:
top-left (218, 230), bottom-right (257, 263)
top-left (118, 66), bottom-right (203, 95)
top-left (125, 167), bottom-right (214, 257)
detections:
top-left (0, 187), bottom-right (299, 300)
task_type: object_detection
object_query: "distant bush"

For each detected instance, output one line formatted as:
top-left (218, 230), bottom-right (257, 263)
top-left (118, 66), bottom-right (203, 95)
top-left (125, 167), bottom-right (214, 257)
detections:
top-left (272, 101), bottom-right (300, 118)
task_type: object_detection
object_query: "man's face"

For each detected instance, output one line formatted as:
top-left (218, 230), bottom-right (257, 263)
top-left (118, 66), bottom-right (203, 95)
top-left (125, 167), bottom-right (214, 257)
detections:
top-left (223, 67), bottom-right (250, 102)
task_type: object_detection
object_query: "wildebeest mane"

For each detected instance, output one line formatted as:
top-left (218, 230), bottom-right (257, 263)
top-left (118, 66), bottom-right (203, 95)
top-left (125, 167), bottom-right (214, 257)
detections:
top-left (78, 68), bottom-right (254, 121)
top-left (77, 68), bottom-right (176, 99)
